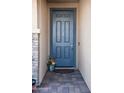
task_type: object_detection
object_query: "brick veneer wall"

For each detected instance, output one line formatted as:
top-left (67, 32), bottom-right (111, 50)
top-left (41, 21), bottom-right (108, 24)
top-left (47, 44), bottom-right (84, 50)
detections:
top-left (32, 33), bottom-right (40, 84)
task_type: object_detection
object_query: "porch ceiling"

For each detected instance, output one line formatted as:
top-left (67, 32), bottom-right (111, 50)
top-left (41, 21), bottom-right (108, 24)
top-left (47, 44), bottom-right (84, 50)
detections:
top-left (47, 0), bottom-right (79, 3)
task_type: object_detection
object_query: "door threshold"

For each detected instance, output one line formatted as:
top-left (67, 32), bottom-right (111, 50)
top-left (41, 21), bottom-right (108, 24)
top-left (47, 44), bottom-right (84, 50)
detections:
top-left (55, 67), bottom-right (76, 69)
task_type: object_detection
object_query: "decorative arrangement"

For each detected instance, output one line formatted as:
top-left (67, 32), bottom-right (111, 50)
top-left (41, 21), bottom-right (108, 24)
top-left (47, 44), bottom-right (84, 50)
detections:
top-left (47, 56), bottom-right (56, 71)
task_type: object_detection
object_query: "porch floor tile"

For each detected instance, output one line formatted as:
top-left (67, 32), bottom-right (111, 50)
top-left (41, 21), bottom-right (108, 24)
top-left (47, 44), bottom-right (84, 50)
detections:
top-left (34, 70), bottom-right (90, 93)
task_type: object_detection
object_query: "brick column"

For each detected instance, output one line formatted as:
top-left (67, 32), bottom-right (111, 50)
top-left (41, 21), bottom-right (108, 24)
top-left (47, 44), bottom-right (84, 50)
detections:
top-left (32, 33), bottom-right (40, 84)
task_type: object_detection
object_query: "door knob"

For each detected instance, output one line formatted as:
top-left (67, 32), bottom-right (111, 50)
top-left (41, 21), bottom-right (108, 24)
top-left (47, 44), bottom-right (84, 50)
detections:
top-left (70, 44), bottom-right (74, 50)
top-left (70, 44), bottom-right (73, 47)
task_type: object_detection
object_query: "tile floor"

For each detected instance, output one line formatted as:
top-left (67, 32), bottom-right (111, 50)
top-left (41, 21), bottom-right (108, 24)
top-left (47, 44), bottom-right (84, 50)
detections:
top-left (33, 70), bottom-right (90, 93)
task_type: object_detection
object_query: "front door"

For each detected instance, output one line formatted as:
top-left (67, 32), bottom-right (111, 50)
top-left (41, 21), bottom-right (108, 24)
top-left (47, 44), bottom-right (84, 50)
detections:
top-left (50, 9), bottom-right (76, 67)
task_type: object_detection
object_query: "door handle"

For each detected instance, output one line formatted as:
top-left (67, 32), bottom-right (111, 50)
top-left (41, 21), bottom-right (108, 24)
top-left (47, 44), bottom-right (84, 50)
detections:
top-left (70, 45), bottom-right (73, 47)
top-left (70, 44), bottom-right (74, 49)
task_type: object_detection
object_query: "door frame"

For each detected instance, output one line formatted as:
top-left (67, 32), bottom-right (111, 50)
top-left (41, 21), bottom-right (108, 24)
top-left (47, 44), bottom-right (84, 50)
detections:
top-left (48, 6), bottom-right (79, 69)
top-left (50, 8), bottom-right (76, 67)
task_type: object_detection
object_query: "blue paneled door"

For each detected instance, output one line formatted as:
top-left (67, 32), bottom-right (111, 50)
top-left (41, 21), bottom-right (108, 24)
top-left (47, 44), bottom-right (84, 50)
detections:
top-left (50, 9), bottom-right (76, 67)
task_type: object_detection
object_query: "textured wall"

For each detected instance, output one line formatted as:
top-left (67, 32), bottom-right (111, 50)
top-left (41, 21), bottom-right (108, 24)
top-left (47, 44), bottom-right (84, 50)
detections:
top-left (32, 33), bottom-right (40, 84)
top-left (47, 0), bottom-right (79, 3)
top-left (78, 0), bottom-right (91, 90)
top-left (37, 0), bottom-right (48, 84)
top-left (32, 0), bottom-right (38, 29)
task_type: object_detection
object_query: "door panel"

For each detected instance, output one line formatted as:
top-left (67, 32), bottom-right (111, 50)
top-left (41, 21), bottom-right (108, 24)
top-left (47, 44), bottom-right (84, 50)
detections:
top-left (51, 9), bottom-right (76, 67)
top-left (64, 21), bottom-right (70, 42)
top-left (56, 21), bottom-right (62, 42)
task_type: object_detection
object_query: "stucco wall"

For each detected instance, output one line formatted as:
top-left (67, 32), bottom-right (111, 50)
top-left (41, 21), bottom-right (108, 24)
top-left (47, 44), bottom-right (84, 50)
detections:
top-left (78, 0), bottom-right (91, 90)
top-left (37, 0), bottom-right (48, 84)
top-left (32, 0), bottom-right (37, 29)
top-left (48, 2), bottom-right (78, 8)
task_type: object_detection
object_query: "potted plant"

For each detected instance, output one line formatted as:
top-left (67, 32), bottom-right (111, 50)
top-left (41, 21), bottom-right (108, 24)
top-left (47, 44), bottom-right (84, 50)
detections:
top-left (47, 56), bottom-right (56, 71)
